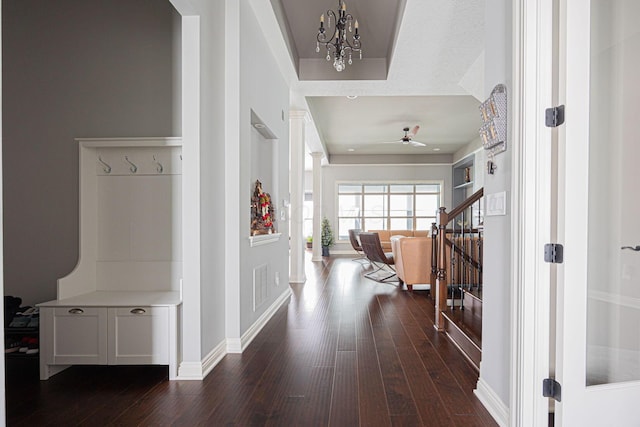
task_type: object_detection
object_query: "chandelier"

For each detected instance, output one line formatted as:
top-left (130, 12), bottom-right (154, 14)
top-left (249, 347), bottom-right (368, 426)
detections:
top-left (316, 1), bottom-right (362, 72)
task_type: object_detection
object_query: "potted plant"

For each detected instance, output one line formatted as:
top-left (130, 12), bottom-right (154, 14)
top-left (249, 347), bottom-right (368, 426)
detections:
top-left (306, 235), bottom-right (313, 249)
top-left (321, 217), bottom-right (335, 256)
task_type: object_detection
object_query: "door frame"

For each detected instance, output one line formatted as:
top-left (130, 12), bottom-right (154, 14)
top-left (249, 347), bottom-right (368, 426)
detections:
top-left (510, 0), bottom-right (556, 425)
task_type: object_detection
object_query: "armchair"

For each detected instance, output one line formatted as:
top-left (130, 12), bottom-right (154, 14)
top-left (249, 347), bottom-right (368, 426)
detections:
top-left (390, 236), bottom-right (433, 291)
top-left (348, 229), bottom-right (368, 263)
top-left (359, 232), bottom-right (396, 283)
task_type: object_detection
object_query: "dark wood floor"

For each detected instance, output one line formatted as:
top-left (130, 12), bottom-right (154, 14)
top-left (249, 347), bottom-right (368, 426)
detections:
top-left (6, 255), bottom-right (497, 426)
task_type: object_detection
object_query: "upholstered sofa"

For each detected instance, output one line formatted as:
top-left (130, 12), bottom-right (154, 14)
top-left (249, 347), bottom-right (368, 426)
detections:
top-left (390, 236), bottom-right (433, 291)
top-left (367, 229), bottom-right (431, 251)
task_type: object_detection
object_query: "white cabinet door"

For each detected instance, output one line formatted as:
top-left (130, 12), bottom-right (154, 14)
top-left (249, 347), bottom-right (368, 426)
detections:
top-left (45, 307), bottom-right (108, 365)
top-left (107, 306), bottom-right (169, 365)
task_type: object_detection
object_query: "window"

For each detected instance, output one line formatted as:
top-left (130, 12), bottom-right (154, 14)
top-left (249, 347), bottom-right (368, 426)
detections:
top-left (303, 191), bottom-right (313, 238)
top-left (337, 183), bottom-right (441, 240)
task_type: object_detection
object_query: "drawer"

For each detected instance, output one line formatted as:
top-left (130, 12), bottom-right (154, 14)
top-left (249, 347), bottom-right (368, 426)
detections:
top-left (44, 307), bottom-right (108, 365)
top-left (107, 306), bottom-right (169, 365)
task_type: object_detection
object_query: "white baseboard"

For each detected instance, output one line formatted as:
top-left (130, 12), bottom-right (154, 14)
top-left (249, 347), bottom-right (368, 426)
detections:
top-left (177, 361), bottom-right (205, 380)
top-left (330, 249), bottom-right (359, 255)
top-left (227, 287), bottom-right (292, 354)
top-left (202, 340), bottom-right (228, 378)
top-left (475, 377), bottom-right (509, 427)
top-left (176, 287), bottom-right (292, 380)
top-left (177, 340), bottom-right (227, 380)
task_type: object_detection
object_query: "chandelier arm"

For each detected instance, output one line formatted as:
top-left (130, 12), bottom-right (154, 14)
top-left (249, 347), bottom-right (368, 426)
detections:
top-left (318, 10), bottom-right (338, 43)
top-left (337, 38), bottom-right (362, 52)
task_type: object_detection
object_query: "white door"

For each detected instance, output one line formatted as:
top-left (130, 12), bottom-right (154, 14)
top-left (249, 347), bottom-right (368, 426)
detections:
top-left (556, 0), bottom-right (640, 424)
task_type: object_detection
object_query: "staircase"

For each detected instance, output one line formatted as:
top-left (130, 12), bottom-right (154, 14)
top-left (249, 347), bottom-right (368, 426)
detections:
top-left (432, 188), bottom-right (484, 370)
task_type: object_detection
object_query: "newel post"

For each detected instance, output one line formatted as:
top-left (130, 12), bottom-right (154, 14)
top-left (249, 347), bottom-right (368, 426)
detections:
top-left (430, 222), bottom-right (438, 288)
top-left (435, 207), bottom-right (448, 331)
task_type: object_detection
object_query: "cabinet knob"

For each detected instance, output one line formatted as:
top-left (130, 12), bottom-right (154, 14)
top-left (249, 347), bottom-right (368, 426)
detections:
top-left (130, 308), bottom-right (146, 315)
top-left (68, 308), bottom-right (84, 314)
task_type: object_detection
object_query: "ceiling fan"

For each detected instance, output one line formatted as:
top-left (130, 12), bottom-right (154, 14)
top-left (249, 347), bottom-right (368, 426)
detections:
top-left (382, 126), bottom-right (427, 147)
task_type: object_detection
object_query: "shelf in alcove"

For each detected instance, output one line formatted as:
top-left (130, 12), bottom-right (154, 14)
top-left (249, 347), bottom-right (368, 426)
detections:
top-left (248, 232), bottom-right (282, 247)
top-left (454, 181), bottom-right (474, 190)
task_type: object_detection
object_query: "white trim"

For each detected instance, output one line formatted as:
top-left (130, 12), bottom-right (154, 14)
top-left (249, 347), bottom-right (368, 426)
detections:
top-left (248, 232), bottom-right (282, 247)
top-left (510, 0), bottom-right (554, 425)
top-left (177, 339), bottom-right (227, 380)
top-left (201, 340), bottom-right (228, 378)
top-left (325, 162), bottom-right (454, 167)
top-left (177, 361), bottom-right (204, 380)
top-left (0, 1), bottom-right (5, 417)
top-left (227, 287), bottom-right (292, 354)
top-left (475, 377), bottom-right (509, 427)
top-left (226, 337), bottom-right (242, 353)
top-left (76, 137), bottom-right (182, 147)
top-left (328, 250), bottom-right (361, 255)
top-left (180, 13), bottom-right (204, 376)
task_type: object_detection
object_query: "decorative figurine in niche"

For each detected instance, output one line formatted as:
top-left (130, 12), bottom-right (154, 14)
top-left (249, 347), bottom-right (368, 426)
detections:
top-left (251, 180), bottom-right (276, 235)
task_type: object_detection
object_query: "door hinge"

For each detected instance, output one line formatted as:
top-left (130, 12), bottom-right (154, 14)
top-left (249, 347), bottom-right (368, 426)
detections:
top-left (543, 378), bottom-right (562, 401)
top-left (545, 105), bottom-right (565, 127)
top-left (544, 243), bottom-right (564, 264)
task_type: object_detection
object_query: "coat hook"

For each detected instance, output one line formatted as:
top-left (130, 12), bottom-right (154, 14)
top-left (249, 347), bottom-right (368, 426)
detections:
top-left (124, 156), bottom-right (137, 173)
top-left (98, 156), bottom-right (112, 174)
top-left (153, 155), bottom-right (163, 174)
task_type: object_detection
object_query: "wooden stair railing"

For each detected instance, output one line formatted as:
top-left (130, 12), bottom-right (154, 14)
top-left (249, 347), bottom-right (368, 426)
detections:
top-left (432, 188), bottom-right (484, 331)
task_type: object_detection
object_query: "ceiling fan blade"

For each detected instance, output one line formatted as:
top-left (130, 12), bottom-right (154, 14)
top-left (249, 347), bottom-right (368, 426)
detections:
top-left (410, 140), bottom-right (426, 147)
top-left (409, 125), bottom-right (420, 137)
top-left (379, 140), bottom-right (401, 144)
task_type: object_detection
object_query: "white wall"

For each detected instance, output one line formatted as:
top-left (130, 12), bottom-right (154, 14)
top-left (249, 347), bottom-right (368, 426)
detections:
top-left (480, 0), bottom-right (513, 407)
top-left (322, 163), bottom-right (453, 252)
top-left (2, 0), bottom-right (181, 307)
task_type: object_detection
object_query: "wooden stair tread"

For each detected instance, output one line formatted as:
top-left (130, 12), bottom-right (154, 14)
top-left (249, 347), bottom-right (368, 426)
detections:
top-left (442, 308), bottom-right (482, 371)
top-left (442, 308), bottom-right (482, 346)
top-left (465, 288), bottom-right (482, 302)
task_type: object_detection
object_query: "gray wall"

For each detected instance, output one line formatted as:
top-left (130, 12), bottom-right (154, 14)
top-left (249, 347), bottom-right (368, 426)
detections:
top-left (480, 0), bottom-right (512, 406)
top-left (184, 0), bottom-right (228, 361)
top-left (238, 0), bottom-right (290, 334)
top-left (322, 163), bottom-right (453, 253)
top-left (2, 0), bottom-right (181, 306)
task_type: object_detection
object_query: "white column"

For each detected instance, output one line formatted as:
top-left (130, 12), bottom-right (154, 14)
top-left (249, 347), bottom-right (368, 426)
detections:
top-left (289, 111), bottom-right (309, 284)
top-left (311, 152), bottom-right (324, 262)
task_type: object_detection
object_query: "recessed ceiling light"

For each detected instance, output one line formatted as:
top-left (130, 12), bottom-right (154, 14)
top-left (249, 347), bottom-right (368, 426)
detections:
top-left (432, 147), bottom-right (441, 151)
top-left (347, 148), bottom-right (355, 152)
top-left (253, 123), bottom-right (266, 129)
top-left (346, 95), bottom-right (358, 100)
